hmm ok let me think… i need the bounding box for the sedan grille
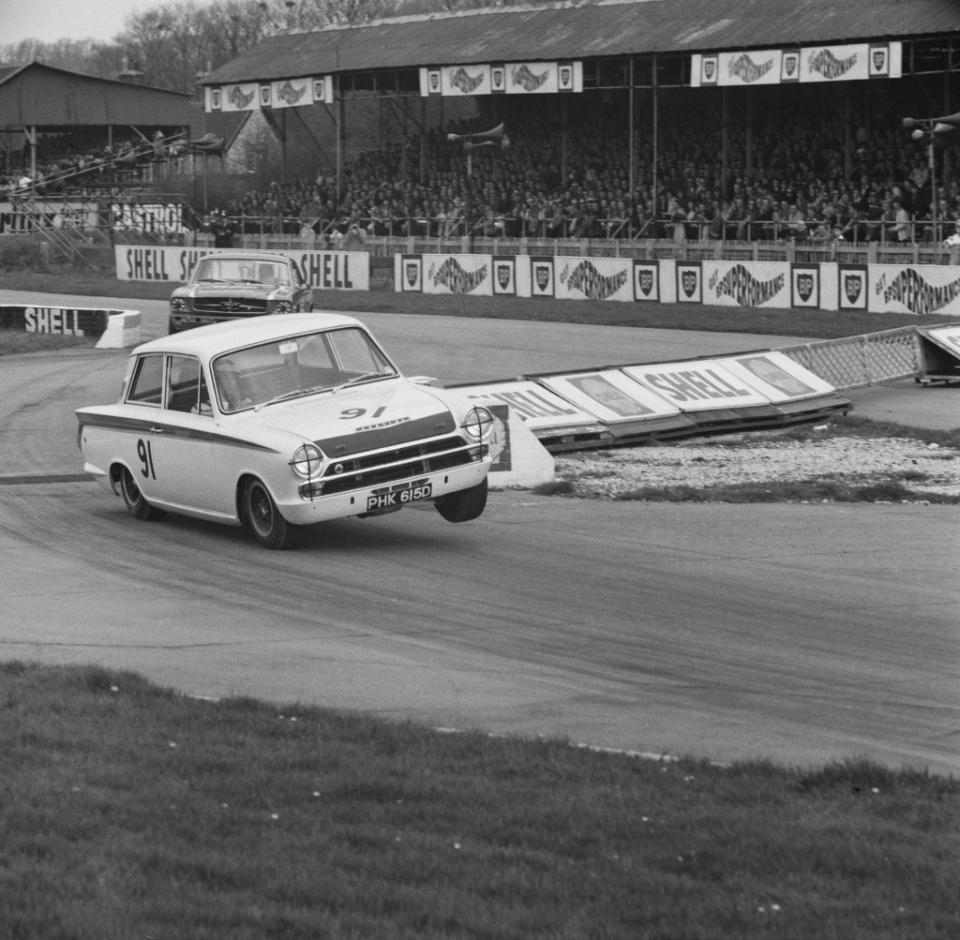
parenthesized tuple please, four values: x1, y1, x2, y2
(193, 297, 269, 315)
(320, 434, 480, 495)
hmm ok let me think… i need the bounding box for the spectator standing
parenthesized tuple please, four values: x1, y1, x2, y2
(889, 198, 912, 243)
(209, 210, 235, 248)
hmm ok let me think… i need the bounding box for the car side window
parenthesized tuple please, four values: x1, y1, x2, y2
(126, 354, 164, 405)
(166, 355, 210, 414)
(330, 328, 394, 376)
(297, 334, 335, 370)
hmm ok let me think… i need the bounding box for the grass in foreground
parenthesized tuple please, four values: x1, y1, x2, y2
(1, 662, 957, 939)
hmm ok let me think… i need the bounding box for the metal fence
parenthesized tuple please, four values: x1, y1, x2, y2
(228, 231, 960, 267)
(781, 328, 924, 390)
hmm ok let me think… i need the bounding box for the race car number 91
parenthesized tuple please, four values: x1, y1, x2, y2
(366, 483, 432, 511)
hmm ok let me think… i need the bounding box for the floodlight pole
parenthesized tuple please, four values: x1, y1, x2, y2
(447, 123, 507, 253)
(904, 117, 939, 244)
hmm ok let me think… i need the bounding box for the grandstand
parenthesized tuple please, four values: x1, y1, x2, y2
(3, 0, 960, 263)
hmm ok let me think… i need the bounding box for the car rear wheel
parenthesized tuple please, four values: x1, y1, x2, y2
(120, 467, 165, 521)
(242, 477, 296, 549)
(434, 478, 488, 523)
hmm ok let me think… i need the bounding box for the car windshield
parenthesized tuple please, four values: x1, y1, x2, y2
(194, 257, 290, 286)
(211, 326, 398, 414)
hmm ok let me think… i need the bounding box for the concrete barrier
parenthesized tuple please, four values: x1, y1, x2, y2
(0, 304, 141, 348)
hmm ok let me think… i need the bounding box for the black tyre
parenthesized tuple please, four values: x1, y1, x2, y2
(242, 477, 296, 549)
(434, 478, 488, 523)
(120, 466, 165, 521)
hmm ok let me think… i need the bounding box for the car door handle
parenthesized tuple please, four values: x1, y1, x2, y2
(149, 426, 166, 433)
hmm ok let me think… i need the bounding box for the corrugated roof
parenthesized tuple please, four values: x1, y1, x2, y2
(0, 62, 196, 129)
(202, 0, 960, 85)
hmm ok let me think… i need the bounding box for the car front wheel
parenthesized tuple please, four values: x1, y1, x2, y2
(434, 478, 488, 523)
(242, 477, 296, 549)
(120, 467, 165, 521)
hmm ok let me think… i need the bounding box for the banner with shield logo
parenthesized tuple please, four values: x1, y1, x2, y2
(396, 255, 422, 293)
(838, 264, 868, 310)
(791, 264, 821, 308)
(676, 263, 702, 304)
(633, 262, 659, 302)
(492, 257, 517, 296)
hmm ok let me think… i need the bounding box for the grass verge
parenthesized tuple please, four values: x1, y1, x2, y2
(1, 661, 957, 940)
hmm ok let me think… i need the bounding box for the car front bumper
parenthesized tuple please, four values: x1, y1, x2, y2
(276, 460, 490, 526)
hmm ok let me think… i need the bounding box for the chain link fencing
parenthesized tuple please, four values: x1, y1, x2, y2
(781, 327, 924, 390)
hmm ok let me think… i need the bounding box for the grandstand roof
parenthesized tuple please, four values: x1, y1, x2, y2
(0, 61, 196, 131)
(202, 0, 960, 85)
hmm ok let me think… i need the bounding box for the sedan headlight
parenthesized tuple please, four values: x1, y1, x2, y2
(170, 297, 188, 312)
(461, 406, 494, 440)
(290, 443, 324, 478)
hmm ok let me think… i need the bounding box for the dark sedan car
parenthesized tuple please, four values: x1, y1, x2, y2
(168, 251, 314, 333)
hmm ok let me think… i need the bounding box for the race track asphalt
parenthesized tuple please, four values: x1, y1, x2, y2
(1, 289, 958, 776)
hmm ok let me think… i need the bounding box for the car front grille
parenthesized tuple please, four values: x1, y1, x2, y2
(319, 434, 480, 496)
(193, 298, 269, 315)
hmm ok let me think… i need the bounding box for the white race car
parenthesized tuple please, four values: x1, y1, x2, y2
(77, 313, 494, 548)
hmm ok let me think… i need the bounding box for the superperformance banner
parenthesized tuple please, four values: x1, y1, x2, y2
(206, 75, 334, 112)
(115, 246, 369, 291)
(867, 264, 960, 316)
(703, 261, 791, 309)
(419, 61, 583, 96)
(393, 254, 960, 316)
(397, 254, 495, 296)
(692, 42, 901, 87)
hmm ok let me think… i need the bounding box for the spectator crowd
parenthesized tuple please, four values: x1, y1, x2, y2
(4, 94, 958, 246)
(222, 95, 960, 246)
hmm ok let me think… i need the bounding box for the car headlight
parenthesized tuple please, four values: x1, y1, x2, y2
(290, 443, 324, 478)
(461, 406, 494, 440)
(170, 297, 188, 312)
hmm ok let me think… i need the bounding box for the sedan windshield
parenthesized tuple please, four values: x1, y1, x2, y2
(194, 257, 290, 286)
(212, 327, 398, 413)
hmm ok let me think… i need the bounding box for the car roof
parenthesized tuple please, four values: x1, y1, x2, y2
(134, 312, 368, 359)
(195, 251, 295, 263)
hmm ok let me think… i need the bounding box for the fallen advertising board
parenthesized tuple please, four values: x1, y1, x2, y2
(916, 324, 960, 384)
(622, 359, 773, 413)
(713, 351, 837, 402)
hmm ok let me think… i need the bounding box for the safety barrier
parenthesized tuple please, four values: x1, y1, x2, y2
(114, 245, 369, 291)
(394, 253, 960, 315)
(0, 304, 141, 348)
(457, 349, 850, 455)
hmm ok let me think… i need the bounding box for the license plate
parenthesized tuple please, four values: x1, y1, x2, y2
(366, 482, 432, 511)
